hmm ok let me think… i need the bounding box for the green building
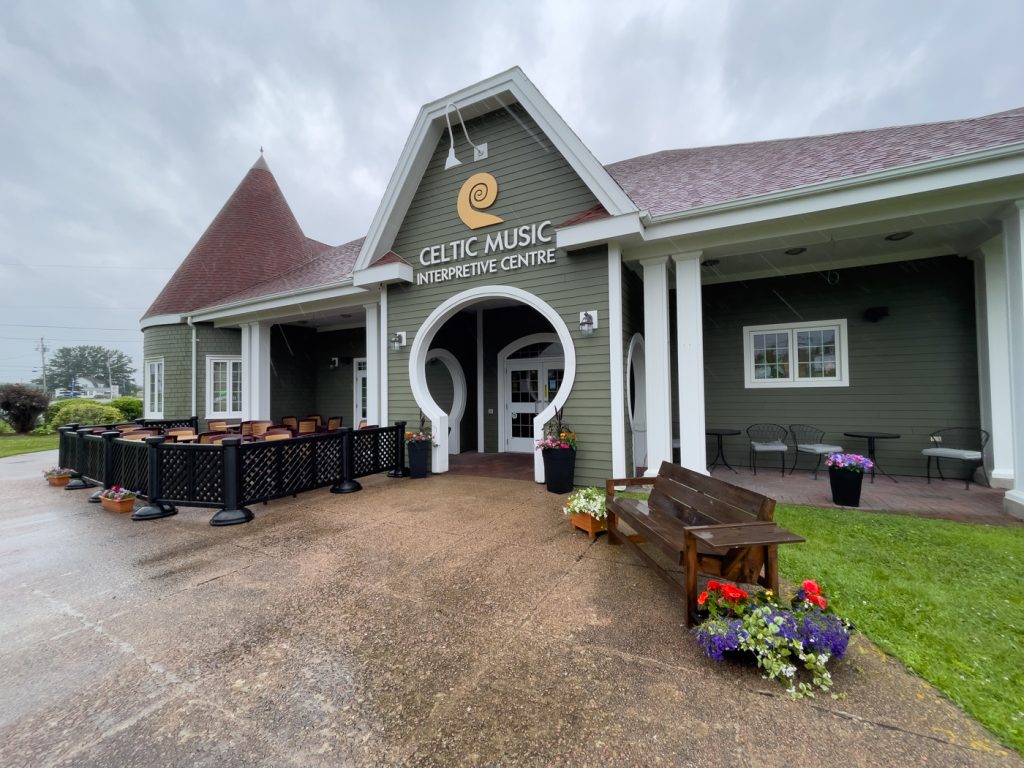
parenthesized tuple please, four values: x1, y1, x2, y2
(141, 67, 1024, 518)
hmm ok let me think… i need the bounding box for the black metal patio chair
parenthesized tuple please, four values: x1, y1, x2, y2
(922, 428, 990, 489)
(788, 424, 843, 479)
(747, 423, 789, 476)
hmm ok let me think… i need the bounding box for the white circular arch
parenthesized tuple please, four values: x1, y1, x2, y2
(425, 348, 467, 455)
(409, 285, 577, 481)
(495, 332, 561, 454)
(626, 333, 647, 471)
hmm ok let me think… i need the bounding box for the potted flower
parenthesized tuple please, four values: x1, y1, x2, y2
(98, 485, 137, 513)
(536, 408, 576, 494)
(825, 452, 874, 507)
(693, 579, 852, 698)
(563, 486, 607, 540)
(405, 415, 435, 479)
(43, 467, 75, 487)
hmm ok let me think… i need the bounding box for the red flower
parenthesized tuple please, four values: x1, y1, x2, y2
(707, 580, 721, 591)
(802, 579, 821, 596)
(697, 591, 708, 606)
(806, 594, 827, 609)
(720, 584, 748, 603)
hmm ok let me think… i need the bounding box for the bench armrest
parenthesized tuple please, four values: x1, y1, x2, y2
(605, 476, 653, 497)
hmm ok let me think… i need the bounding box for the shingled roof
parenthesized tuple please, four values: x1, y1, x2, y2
(142, 155, 331, 319)
(605, 106, 1024, 218)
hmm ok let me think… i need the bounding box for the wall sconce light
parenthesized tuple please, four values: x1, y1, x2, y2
(579, 310, 598, 337)
(328, 357, 339, 370)
(390, 331, 407, 351)
(444, 102, 488, 170)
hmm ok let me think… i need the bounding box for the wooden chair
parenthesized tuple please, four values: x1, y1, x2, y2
(250, 420, 273, 437)
(297, 419, 318, 435)
(240, 421, 254, 437)
(198, 431, 230, 444)
(166, 427, 198, 443)
(209, 433, 234, 444)
(326, 416, 342, 431)
(747, 423, 789, 476)
(281, 416, 298, 433)
(207, 420, 229, 433)
(120, 430, 157, 441)
(357, 419, 368, 430)
(788, 424, 843, 479)
(304, 415, 324, 428)
(922, 428, 990, 489)
(263, 429, 292, 441)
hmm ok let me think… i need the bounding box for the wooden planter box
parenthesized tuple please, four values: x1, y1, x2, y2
(47, 475, 72, 487)
(570, 512, 607, 541)
(100, 496, 136, 514)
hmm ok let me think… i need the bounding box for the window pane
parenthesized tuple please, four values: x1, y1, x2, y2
(213, 361, 227, 412)
(822, 330, 835, 345)
(231, 361, 242, 412)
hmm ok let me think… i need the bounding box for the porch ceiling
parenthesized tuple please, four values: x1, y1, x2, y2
(697, 201, 1003, 284)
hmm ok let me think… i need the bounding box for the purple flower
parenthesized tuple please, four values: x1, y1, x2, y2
(693, 618, 748, 661)
(798, 611, 850, 659)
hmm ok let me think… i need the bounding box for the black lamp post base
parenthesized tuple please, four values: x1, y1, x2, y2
(210, 507, 254, 526)
(330, 479, 362, 494)
(132, 502, 178, 521)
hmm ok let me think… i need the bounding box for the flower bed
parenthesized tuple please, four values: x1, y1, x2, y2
(693, 579, 852, 698)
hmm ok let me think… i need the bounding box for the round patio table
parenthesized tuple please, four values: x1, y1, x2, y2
(843, 431, 900, 484)
(706, 428, 741, 474)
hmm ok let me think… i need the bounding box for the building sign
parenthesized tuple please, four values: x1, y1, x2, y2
(416, 172, 556, 286)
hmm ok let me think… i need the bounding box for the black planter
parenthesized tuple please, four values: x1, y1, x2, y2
(542, 448, 575, 494)
(408, 441, 431, 479)
(829, 467, 864, 507)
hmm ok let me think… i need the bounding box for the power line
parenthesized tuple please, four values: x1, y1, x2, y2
(0, 323, 139, 331)
(0, 336, 143, 343)
(0, 262, 172, 270)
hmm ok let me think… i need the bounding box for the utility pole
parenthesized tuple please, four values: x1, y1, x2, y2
(35, 337, 48, 393)
(105, 349, 113, 398)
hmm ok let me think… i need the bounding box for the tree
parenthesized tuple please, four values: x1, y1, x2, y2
(33, 345, 137, 395)
(0, 383, 49, 433)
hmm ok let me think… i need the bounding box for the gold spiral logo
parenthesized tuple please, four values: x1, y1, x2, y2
(457, 172, 504, 230)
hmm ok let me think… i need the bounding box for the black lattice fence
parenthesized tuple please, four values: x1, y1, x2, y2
(139, 417, 198, 431)
(111, 439, 150, 498)
(54, 421, 405, 526)
(159, 443, 224, 507)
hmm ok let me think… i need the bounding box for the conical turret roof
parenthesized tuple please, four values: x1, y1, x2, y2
(143, 155, 328, 319)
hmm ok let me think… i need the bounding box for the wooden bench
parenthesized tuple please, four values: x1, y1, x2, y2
(605, 461, 805, 626)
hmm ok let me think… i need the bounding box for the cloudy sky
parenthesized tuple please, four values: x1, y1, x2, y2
(2, 0, 1023, 389)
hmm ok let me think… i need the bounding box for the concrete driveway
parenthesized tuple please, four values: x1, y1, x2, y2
(1, 451, 1020, 767)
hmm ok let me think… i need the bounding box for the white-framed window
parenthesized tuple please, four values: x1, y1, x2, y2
(206, 356, 243, 418)
(353, 358, 367, 425)
(145, 359, 164, 418)
(743, 319, 849, 388)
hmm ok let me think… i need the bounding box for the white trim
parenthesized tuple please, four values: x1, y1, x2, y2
(626, 334, 647, 471)
(426, 349, 467, 454)
(144, 358, 164, 419)
(476, 309, 484, 453)
(977, 236, 1015, 487)
(556, 212, 645, 251)
(408, 285, 576, 481)
(743, 319, 850, 388)
(673, 252, 708, 474)
(352, 260, 414, 287)
(607, 243, 626, 478)
(1001, 200, 1024, 519)
(205, 355, 244, 420)
(640, 256, 672, 475)
(190, 283, 370, 324)
(363, 303, 380, 424)
(353, 357, 368, 425)
(187, 317, 197, 418)
(139, 314, 182, 330)
(380, 286, 389, 426)
(496, 333, 561, 454)
(355, 66, 636, 271)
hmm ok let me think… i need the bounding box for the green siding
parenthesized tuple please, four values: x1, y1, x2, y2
(384, 103, 612, 485)
(142, 324, 192, 420)
(196, 325, 242, 430)
(701, 256, 980, 476)
(312, 329, 365, 427)
(270, 325, 317, 422)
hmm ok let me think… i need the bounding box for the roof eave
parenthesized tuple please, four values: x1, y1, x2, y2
(188, 279, 366, 323)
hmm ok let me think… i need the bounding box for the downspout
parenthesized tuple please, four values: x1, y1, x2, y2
(187, 315, 197, 418)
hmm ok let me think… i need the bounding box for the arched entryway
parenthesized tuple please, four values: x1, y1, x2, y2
(425, 348, 467, 455)
(409, 285, 576, 481)
(627, 333, 647, 473)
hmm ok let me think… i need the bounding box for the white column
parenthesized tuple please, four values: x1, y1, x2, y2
(1002, 202, 1024, 519)
(476, 309, 485, 453)
(673, 252, 707, 473)
(363, 302, 380, 425)
(975, 240, 1014, 487)
(379, 287, 389, 426)
(607, 243, 627, 478)
(640, 256, 673, 475)
(243, 321, 271, 420)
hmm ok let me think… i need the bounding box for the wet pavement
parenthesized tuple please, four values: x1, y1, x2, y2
(2, 450, 1021, 767)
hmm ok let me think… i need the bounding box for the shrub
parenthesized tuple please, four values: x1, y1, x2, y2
(46, 398, 80, 425)
(0, 420, 13, 434)
(50, 401, 124, 429)
(110, 396, 143, 421)
(0, 384, 50, 433)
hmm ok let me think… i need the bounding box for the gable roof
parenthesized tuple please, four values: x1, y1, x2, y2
(142, 155, 330, 320)
(606, 107, 1024, 218)
(353, 66, 638, 272)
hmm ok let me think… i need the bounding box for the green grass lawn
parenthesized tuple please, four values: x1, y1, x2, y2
(0, 434, 59, 459)
(775, 504, 1024, 754)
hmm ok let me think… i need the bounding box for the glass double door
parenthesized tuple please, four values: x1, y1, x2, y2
(505, 360, 564, 452)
